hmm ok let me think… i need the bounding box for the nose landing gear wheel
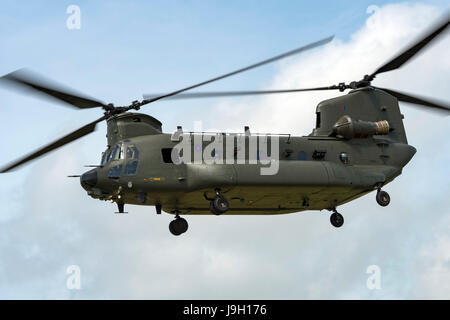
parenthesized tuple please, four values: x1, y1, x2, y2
(376, 190, 390, 207)
(330, 211, 344, 228)
(169, 216, 188, 236)
(210, 195, 229, 215)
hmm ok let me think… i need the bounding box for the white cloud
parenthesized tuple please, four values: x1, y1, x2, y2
(413, 214, 450, 299)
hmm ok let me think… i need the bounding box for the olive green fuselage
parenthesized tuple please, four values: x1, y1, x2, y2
(90, 134, 414, 215)
(81, 88, 417, 215)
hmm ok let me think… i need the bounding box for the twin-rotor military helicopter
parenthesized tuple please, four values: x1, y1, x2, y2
(1, 16, 449, 235)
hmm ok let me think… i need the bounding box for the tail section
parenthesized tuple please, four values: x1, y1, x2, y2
(312, 87, 408, 144)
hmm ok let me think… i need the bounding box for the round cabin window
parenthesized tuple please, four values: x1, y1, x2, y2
(340, 152, 349, 164)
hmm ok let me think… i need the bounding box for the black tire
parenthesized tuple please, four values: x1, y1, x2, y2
(169, 217, 188, 235)
(169, 221, 180, 236)
(211, 196, 229, 214)
(330, 212, 344, 228)
(209, 201, 221, 215)
(376, 190, 390, 207)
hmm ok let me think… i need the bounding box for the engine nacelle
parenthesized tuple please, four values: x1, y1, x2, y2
(333, 115, 389, 139)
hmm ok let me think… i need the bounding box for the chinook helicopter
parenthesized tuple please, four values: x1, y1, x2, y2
(1, 16, 449, 236)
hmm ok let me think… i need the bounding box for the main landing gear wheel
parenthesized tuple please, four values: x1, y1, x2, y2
(330, 211, 344, 228)
(210, 196, 229, 215)
(169, 216, 188, 236)
(376, 190, 390, 207)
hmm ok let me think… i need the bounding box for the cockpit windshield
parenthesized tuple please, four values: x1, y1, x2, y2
(101, 151, 109, 165)
(101, 143, 138, 165)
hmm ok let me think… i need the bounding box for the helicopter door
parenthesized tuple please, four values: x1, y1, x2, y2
(160, 147, 187, 188)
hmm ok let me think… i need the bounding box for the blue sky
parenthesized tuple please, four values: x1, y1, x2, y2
(0, 1, 449, 299)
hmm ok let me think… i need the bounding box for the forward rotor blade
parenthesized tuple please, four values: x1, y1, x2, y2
(140, 36, 334, 106)
(1, 69, 107, 109)
(0, 116, 106, 173)
(143, 86, 338, 100)
(376, 87, 450, 113)
(370, 13, 449, 78)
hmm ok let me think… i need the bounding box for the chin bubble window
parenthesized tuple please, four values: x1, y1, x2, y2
(124, 160, 138, 175)
(108, 164, 123, 179)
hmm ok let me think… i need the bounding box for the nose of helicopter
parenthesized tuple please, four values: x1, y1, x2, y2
(80, 169, 98, 190)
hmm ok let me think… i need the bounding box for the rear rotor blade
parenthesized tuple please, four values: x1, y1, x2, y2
(0, 116, 106, 173)
(376, 87, 450, 113)
(370, 14, 449, 79)
(140, 36, 334, 106)
(1, 69, 107, 109)
(143, 86, 339, 100)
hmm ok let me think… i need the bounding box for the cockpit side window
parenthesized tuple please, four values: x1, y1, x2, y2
(101, 149, 111, 165)
(101, 152, 106, 165)
(108, 145, 118, 162)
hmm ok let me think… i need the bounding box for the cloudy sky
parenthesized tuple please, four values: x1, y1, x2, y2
(0, 1, 449, 299)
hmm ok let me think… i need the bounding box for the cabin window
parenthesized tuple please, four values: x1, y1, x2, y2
(340, 152, 349, 164)
(316, 112, 321, 128)
(161, 148, 174, 163)
(298, 151, 307, 160)
(312, 150, 326, 160)
(283, 149, 293, 158)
